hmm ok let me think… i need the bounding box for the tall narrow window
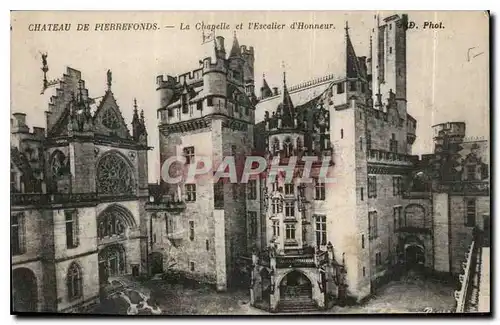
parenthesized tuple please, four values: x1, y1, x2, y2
(207, 96, 213, 106)
(284, 183, 294, 196)
(361, 234, 365, 249)
(183, 146, 195, 164)
(190, 262, 195, 271)
(392, 177, 402, 196)
(349, 81, 357, 91)
(206, 240, 209, 251)
(393, 206, 402, 230)
(65, 210, 79, 249)
(340, 129, 344, 139)
(314, 178, 326, 200)
(272, 220, 280, 237)
(247, 180, 257, 200)
(369, 211, 378, 239)
(368, 176, 377, 198)
(285, 224, 296, 240)
(315, 215, 327, 247)
(11, 213, 25, 256)
(189, 221, 195, 241)
(465, 199, 476, 227)
(359, 137, 363, 151)
(67, 262, 83, 301)
(390, 133, 398, 153)
(362, 267, 366, 277)
(185, 184, 196, 202)
(360, 187, 364, 201)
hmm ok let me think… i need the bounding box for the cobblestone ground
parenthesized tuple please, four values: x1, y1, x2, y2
(95, 270, 456, 315)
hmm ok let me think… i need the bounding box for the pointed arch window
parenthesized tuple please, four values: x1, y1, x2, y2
(102, 109, 120, 130)
(97, 153, 135, 195)
(50, 150, 69, 179)
(67, 262, 83, 301)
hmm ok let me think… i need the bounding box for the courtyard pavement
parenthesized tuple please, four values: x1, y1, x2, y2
(135, 270, 456, 315)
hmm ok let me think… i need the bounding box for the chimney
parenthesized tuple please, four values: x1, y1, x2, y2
(11, 113, 29, 133)
(273, 87, 279, 96)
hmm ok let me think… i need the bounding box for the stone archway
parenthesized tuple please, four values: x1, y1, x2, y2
(404, 236, 425, 269)
(279, 270, 313, 300)
(12, 267, 38, 312)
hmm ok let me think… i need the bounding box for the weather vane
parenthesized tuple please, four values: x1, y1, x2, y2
(40, 51, 60, 95)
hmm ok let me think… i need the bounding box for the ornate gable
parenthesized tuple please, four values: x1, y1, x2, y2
(93, 91, 131, 139)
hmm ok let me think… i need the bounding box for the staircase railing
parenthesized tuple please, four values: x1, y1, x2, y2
(454, 241, 475, 313)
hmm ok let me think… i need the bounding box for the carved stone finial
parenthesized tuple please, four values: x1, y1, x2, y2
(107, 69, 112, 90)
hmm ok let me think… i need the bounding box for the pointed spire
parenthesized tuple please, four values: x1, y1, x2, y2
(345, 21, 363, 78)
(132, 98, 139, 120)
(140, 109, 145, 123)
(279, 62, 295, 128)
(260, 72, 272, 98)
(229, 31, 242, 58)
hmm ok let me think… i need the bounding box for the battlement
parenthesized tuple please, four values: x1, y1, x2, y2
(432, 122, 466, 140)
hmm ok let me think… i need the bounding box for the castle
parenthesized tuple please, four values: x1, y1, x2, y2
(11, 13, 489, 314)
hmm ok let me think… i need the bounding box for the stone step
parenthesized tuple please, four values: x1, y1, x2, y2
(278, 300, 318, 313)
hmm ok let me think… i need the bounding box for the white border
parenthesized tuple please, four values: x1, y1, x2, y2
(2, 1, 498, 325)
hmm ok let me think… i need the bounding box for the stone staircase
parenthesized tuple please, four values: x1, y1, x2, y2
(278, 297, 318, 313)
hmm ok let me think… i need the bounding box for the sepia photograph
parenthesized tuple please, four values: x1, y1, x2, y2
(9, 10, 490, 316)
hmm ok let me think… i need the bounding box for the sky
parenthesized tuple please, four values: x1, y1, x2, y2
(10, 11, 489, 182)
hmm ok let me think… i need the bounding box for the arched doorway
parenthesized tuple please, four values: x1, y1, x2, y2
(279, 270, 312, 300)
(12, 268, 38, 312)
(150, 252, 163, 275)
(99, 244, 126, 285)
(405, 245, 425, 267)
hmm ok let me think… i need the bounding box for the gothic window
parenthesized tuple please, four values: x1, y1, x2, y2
(183, 146, 195, 164)
(67, 262, 83, 301)
(50, 150, 68, 179)
(369, 211, 378, 239)
(465, 199, 476, 227)
(97, 153, 135, 195)
(284, 183, 294, 196)
(98, 209, 128, 239)
(466, 165, 477, 181)
(102, 109, 120, 130)
(296, 137, 303, 152)
(283, 138, 294, 157)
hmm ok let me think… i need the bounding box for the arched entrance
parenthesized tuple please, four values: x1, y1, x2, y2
(149, 252, 163, 275)
(99, 244, 126, 284)
(12, 268, 38, 312)
(405, 245, 425, 268)
(279, 270, 313, 300)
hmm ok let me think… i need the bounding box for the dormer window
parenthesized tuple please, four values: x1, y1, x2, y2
(181, 94, 189, 114)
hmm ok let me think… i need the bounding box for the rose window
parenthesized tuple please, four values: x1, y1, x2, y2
(97, 153, 135, 195)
